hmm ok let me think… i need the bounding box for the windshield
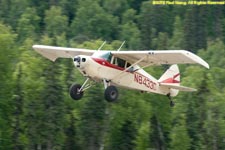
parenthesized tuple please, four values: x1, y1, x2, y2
(92, 51, 112, 62)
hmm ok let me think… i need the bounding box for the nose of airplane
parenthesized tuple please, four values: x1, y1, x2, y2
(74, 56, 81, 63)
(74, 56, 81, 67)
(73, 55, 88, 68)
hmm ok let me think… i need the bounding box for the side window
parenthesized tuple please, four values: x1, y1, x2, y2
(112, 57, 126, 68)
(117, 58, 125, 68)
(126, 62, 131, 68)
(126, 62, 135, 72)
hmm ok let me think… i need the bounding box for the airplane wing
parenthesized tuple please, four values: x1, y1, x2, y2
(32, 45, 96, 61)
(111, 50, 209, 69)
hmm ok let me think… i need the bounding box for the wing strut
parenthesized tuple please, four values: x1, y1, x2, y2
(117, 41, 126, 51)
(98, 41, 106, 51)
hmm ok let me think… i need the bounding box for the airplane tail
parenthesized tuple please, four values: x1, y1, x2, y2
(158, 64, 196, 97)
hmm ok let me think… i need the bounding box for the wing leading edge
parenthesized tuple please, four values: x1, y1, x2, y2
(111, 50, 209, 69)
(32, 45, 95, 61)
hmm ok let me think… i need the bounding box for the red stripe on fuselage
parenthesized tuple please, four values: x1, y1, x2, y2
(92, 57, 125, 71)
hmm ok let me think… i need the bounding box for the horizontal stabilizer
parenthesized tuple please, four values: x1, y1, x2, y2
(160, 83, 197, 92)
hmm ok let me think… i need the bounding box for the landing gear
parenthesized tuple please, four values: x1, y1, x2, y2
(69, 78, 93, 100)
(69, 78, 119, 102)
(104, 85, 119, 102)
(69, 84, 83, 100)
(170, 100, 175, 107)
(167, 94, 175, 107)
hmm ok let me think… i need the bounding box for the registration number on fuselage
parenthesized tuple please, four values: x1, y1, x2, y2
(134, 72, 156, 90)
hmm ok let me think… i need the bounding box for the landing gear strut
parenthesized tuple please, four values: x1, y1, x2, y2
(69, 78, 93, 100)
(69, 84, 83, 100)
(167, 94, 175, 107)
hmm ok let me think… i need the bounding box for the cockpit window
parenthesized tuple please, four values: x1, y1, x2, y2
(93, 51, 132, 69)
(113, 57, 126, 68)
(92, 51, 112, 62)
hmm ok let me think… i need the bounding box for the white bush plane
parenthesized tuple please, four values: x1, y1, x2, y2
(33, 43, 209, 107)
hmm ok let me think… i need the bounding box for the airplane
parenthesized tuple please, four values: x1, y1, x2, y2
(32, 43, 209, 107)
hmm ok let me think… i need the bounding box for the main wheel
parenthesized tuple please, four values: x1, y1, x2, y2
(104, 86, 118, 102)
(69, 84, 83, 100)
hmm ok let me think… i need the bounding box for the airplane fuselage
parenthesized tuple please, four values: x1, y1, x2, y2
(73, 52, 171, 96)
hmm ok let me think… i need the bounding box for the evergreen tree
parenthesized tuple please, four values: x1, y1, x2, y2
(120, 9, 141, 49)
(135, 122, 151, 150)
(153, 32, 169, 50)
(70, 0, 118, 41)
(169, 16, 184, 49)
(78, 85, 107, 150)
(44, 6, 68, 38)
(107, 89, 152, 150)
(0, 23, 17, 149)
(103, 0, 129, 17)
(184, 7, 207, 51)
(170, 114, 191, 150)
(17, 7, 41, 41)
(0, 0, 29, 28)
(12, 63, 25, 150)
(139, 2, 173, 49)
(59, 0, 78, 24)
(138, 2, 154, 49)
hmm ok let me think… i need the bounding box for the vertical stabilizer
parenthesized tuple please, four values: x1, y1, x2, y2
(158, 64, 180, 96)
(158, 64, 180, 84)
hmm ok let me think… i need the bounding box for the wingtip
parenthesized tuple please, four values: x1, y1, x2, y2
(186, 51, 210, 69)
(32, 44, 37, 49)
(32, 44, 42, 50)
(202, 62, 210, 69)
(201, 62, 210, 69)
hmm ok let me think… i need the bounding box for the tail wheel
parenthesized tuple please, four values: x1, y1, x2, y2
(69, 84, 83, 100)
(170, 100, 175, 107)
(104, 86, 119, 102)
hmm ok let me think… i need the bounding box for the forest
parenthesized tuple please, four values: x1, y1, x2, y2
(0, 0, 225, 150)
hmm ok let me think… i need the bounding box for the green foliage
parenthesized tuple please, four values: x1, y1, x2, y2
(184, 7, 207, 51)
(169, 16, 184, 49)
(70, 0, 118, 41)
(78, 85, 107, 150)
(0, 1, 225, 150)
(170, 114, 191, 150)
(103, 0, 129, 17)
(17, 7, 41, 41)
(0, 23, 17, 149)
(120, 9, 141, 49)
(106, 90, 152, 150)
(44, 6, 69, 37)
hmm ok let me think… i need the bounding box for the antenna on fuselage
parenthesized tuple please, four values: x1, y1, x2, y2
(98, 41, 106, 51)
(117, 41, 125, 51)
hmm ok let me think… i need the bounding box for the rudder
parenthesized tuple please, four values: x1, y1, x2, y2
(158, 64, 180, 97)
